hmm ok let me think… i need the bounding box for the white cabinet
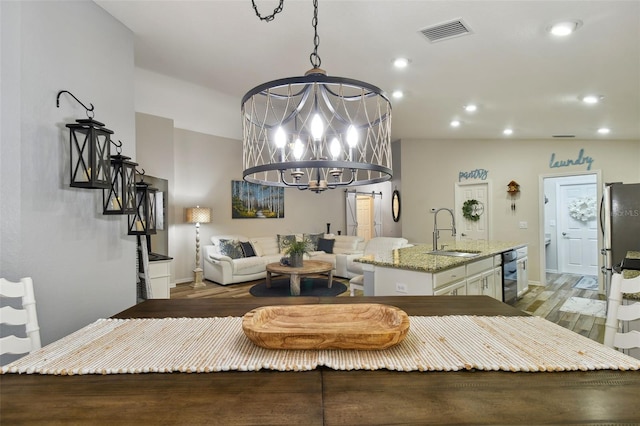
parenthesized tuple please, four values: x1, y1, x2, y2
(516, 247, 528, 297)
(466, 257, 498, 298)
(148, 259, 171, 299)
(434, 279, 467, 296)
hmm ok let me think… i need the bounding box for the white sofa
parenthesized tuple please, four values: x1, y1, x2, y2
(203, 234, 365, 285)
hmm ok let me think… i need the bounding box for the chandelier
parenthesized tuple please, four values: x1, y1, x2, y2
(242, 0, 392, 193)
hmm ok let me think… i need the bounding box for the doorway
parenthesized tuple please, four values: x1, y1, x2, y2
(345, 191, 383, 240)
(454, 181, 491, 242)
(539, 171, 602, 290)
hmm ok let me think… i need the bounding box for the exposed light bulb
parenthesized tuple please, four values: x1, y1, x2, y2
(347, 125, 358, 147)
(293, 138, 304, 160)
(450, 120, 461, 128)
(330, 138, 341, 159)
(274, 127, 286, 148)
(464, 104, 477, 112)
(392, 90, 404, 99)
(503, 128, 513, 136)
(597, 127, 610, 135)
(311, 114, 324, 140)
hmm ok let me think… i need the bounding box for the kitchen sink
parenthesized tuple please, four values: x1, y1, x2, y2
(426, 250, 481, 258)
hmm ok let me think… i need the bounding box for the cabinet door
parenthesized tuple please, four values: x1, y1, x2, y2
(492, 266, 503, 301)
(517, 257, 528, 296)
(466, 273, 484, 296)
(483, 270, 495, 299)
(434, 279, 466, 296)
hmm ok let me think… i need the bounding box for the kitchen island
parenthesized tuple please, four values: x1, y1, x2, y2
(355, 241, 526, 298)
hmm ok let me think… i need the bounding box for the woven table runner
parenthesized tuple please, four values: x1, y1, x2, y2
(3, 316, 639, 375)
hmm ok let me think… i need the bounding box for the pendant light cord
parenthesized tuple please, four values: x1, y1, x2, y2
(251, 0, 284, 22)
(309, 0, 321, 69)
(251, 0, 321, 69)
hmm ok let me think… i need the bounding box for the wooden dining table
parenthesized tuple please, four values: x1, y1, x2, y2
(1, 295, 639, 425)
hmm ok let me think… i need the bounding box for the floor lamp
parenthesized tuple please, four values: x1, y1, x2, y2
(186, 206, 211, 288)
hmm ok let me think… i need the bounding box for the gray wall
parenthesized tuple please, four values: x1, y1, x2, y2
(1, 0, 136, 362)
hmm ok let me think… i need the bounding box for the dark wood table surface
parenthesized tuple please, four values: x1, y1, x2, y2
(2, 296, 639, 425)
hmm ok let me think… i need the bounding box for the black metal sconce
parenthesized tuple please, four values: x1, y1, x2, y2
(128, 170, 158, 235)
(57, 90, 113, 189)
(103, 140, 138, 215)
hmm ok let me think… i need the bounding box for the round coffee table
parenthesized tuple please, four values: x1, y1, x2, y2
(265, 260, 334, 296)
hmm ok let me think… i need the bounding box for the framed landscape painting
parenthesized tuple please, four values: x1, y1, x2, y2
(231, 180, 284, 219)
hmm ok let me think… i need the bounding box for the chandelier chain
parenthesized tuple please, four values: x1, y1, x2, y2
(309, 0, 321, 68)
(251, 0, 284, 22)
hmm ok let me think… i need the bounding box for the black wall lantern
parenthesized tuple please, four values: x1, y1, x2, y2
(128, 170, 158, 235)
(103, 140, 138, 215)
(57, 90, 113, 189)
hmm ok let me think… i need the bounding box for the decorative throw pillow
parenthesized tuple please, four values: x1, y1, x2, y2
(303, 233, 324, 250)
(277, 234, 296, 253)
(219, 239, 244, 259)
(240, 241, 256, 258)
(317, 237, 335, 254)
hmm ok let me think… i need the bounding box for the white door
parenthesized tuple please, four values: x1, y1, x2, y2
(455, 182, 489, 242)
(557, 182, 598, 275)
(356, 196, 374, 241)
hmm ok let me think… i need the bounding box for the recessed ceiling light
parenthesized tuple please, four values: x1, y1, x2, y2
(581, 95, 603, 104)
(392, 90, 404, 99)
(503, 128, 513, 136)
(393, 58, 410, 68)
(597, 127, 610, 134)
(548, 20, 582, 37)
(464, 104, 477, 112)
(450, 120, 461, 128)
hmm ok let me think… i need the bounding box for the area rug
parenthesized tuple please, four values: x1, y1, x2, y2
(249, 277, 347, 297)
(573, 275, 599, 290)
(559, 296, 606, 318)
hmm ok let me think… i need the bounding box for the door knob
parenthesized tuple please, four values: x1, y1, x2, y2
(562, 232, 567, 236)
(461, 233, 467, 237)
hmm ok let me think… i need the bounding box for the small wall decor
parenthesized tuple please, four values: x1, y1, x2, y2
(392, 189, 401, 222)
(462, 199, 484, 222)
(57, 90, 113, 189)
(568, 197, 596, 222)
(507, 180, 520, 211)
(232, 180, 284, 219)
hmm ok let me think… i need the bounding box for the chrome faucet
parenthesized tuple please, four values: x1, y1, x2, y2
(433, 208, 456, 250)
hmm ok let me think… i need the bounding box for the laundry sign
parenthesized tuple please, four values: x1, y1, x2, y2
(549, 148, 594, 171)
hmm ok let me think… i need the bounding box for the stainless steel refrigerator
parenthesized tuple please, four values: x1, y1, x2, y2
(600, 182, 640, 294)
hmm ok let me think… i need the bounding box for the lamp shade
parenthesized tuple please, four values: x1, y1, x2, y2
(186, 206, 211, 224)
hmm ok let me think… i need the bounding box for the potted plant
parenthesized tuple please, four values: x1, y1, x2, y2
(282, 238, 313, 267)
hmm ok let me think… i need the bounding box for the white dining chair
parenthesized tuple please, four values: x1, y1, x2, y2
(604, 273, 640, 351)
(0, 277, 42, 356)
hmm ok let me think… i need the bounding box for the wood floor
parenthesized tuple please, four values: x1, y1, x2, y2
(171, 272, 606, 343)
(514, 272, 606, 344)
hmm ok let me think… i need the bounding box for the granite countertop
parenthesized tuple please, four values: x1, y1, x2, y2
(355, 241, 526, 273)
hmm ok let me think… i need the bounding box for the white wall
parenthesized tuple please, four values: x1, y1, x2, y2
(401, 138, 640, 284)
(0, 1, 136, 362)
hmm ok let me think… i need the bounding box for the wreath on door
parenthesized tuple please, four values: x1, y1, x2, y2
(568, 197, 596, 222)
(462, 199, 484, 222)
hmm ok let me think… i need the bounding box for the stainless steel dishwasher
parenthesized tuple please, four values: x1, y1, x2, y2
(502, 250, 518, 305)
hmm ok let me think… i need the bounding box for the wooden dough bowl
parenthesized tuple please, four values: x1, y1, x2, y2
(242, 303, 410, 350)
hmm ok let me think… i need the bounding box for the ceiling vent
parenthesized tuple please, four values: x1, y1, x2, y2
(552, 135, 576, 138)
(419, 18, 473, 43)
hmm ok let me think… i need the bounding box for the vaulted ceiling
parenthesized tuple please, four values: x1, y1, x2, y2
(96, 0, 640, 141)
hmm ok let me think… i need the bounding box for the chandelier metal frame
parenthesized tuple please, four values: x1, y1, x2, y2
(242, 0, 393, 193)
